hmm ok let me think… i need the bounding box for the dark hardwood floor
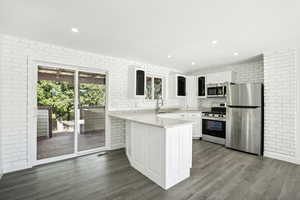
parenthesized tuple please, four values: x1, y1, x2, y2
(1, 140, 300, 200)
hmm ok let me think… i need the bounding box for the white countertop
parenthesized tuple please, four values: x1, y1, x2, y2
(109, 110, 197, 128)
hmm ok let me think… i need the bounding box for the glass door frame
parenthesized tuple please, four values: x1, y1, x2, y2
(27, 58, 109, 167)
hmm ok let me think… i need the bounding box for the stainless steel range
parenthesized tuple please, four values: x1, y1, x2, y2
(202, 107, 226, 145)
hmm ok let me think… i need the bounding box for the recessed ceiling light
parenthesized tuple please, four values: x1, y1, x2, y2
(71, 28, 79, 33)
(233, 52, 239, 56)
(211, 40, 218, 45)
(191, 62, 196, 65)
(167, 54, 172, 58)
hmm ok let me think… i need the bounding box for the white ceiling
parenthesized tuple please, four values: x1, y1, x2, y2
(1, 0, 300, 72)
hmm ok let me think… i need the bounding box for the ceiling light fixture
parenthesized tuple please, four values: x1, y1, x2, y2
(192, 62, 196, 65)
(233, 52, 239, 56)
(211, 40, 218, 45)
(71, 28, 79, 33)
(167, 54, 172, 58)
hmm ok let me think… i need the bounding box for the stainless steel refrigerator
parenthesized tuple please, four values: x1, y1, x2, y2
(226, 83, 263, 156)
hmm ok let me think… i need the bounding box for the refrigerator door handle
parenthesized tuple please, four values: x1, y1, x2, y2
(227, 105, 259, 109)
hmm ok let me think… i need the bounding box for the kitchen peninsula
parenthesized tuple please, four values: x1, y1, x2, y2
(109, 110, 193, 190)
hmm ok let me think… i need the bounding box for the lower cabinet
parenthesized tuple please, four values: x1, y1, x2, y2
(157, 113, 202, 139)
(188, 114, 202, 139)
(125, 121, 192, 190)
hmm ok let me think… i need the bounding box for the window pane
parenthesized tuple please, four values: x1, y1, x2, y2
(154, 77, 162, 99)
(145, 76, 153, 99)
(37, 66, 75, 160)
(78, 71, 106, 151)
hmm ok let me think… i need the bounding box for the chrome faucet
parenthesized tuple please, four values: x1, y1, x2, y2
(156, 95, 164, 113)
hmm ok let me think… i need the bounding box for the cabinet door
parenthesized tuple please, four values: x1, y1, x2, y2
(136, 70, 145, 96)
(177, 76, 186, 96)
(188, 114, 202, 138)
(206, 73, 215, 84)
(224, 71, 235, 83)
(198, 76, 206, 97)
(215, 72, 224, 83)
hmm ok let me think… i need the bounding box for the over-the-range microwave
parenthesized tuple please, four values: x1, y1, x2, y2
(207, 83, 227, 98)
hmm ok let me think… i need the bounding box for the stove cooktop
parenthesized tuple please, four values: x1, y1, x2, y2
(202, 107, 226, 119)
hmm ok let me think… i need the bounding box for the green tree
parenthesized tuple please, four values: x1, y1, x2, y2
(79, 83, 105, 107)
(37, 80, 105, 121)
(37, 80, 75, 120)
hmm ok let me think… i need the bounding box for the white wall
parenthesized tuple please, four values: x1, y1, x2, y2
(0, 34, 183, 173)
(1, 33, 299, 173)
(0, 34, 3, 177)
(263, 49, 299, 164)
(189, 56, 264, 83)
(297, 50, 300, 164)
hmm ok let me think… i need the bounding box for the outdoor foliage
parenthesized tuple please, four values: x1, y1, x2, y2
(37, 80, 105, 121)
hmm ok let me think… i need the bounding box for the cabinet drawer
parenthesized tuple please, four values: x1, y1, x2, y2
(187, 113, 202, 118)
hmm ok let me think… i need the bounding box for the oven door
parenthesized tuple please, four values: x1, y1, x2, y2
(202, 118, 226, 138)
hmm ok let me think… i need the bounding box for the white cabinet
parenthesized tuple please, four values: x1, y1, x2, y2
(186, 76, 198, 107)
(158, 112, 202, 139)
(128, 66, 145, 98)
(126, 121, 192, 190)
(168, 73, 187, 98)
(206, 71, 236, 84)
(197, 75, 206, 98)
(185, 113, 202, 139)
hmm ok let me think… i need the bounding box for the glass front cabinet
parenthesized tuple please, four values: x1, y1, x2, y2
(129, 66, 164, 99)
(176, 75, 186, 97)
(135, 69, 145, 96)
(197, 75, 206, 98)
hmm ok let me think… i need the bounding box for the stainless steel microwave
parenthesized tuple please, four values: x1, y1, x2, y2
(207, 83, 226, 98)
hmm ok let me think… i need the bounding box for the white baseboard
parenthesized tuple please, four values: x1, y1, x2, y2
(264, 151, 300, 165)
(110, 143, 125, 150)
(3, 165, 30, 174)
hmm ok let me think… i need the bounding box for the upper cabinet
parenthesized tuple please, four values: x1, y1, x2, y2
(197, 75, 206, 98)
(206, 71, 236, 84)
(176, 75, 186, 97)
(136, 69, 145, 96)
(168, 73, 187, 98)
(129, 66, 165, 99)
(129, 66, 145, 98)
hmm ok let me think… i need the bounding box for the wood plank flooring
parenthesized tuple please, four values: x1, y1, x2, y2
(1, 140, 300, 200)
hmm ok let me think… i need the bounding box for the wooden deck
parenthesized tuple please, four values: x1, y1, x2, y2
(37, 130, 105, 160)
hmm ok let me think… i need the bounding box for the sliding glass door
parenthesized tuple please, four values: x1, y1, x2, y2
(36, 66, 106, 161)
(78, 71, 106, 151)
(37, 66, 75, 160)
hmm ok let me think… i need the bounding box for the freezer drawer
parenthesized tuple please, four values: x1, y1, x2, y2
(227, 83, 262, 107)
(226, 107, 262, 155)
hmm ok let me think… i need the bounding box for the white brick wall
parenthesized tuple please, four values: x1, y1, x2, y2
(190, 56, 264, 83)
(0, 36, 3, 177)
(264, 49, 298, 163)
(0, 34, 182, 173)
(0, 33, 299, 173)
(191, 57, 264, 107)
